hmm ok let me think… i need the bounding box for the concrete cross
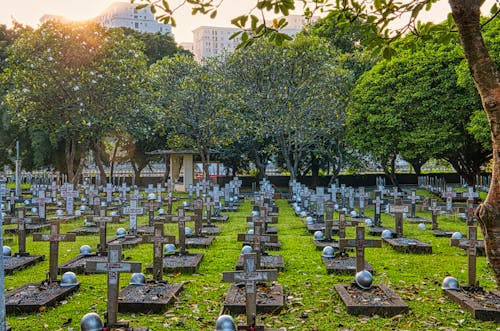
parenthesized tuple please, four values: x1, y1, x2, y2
(122, 200, 144, 236)
(86, 244, 141, 328)
(339, 226, 382, 272)
(222, 253, 278, 329)
(389, 198, 409, 238)
(33, 220, 76, 282)
(141, 222, 175, 281)
(429, 199, 441, 230)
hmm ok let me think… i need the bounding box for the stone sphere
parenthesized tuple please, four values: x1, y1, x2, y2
(251, 210, 259, 217)
(241, 245, 253, 255)
(300, 211, 307, 217)
(164, 243, 176, 255)
(442, 276, 459, 290)
(3, 246, 12, 257)
(116, 227, 127, 238)
(185, 227, 193, 237)
(355, 270, 373, 290)
(79, 245, 92, 256)
(129, 273, 146, 286)
(451, 232, 463, 239)
(350, 210, 358, 218)
(215, 314, 236, 331)
(100, 201, 107, 207)
(80, 312, 104, 331)
(31, 207, 38, 214)
(364, 219, 373, 227)
(381, 229, 393, 239)
(110, 211, 117, 216)
(56, 209, 64, 216)
(321, 246, 335, 258)
(306, 216, 314, 225)
(60, 271, 78, 287)
(334, 204, 339, 210)
(75, 210, 82, 217)
(182, 201, 188, 207)
(80, 205, 87, 211)
(57, 201, 63, 206)
(417, 223, 427, 230)
(158, 208, 165, 215)
(24, 199, 30, 205)
(148, 193, 156, 201)
(247, 229, 254, 235)
(313, 231, 324, 241)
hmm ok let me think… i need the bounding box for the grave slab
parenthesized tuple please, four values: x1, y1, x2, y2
(201, 224, 220, 235)
(224, 283, 284, 314)
(69, 226, 100, 236)
(383, 237, 432, 254)
(335, 284, 408, 317)
(443, 287, 500, 321)
(432, 229, 455, 237)
(184, 235, 216, 248)
(107, 235, 142, 249)
(313, 238, 340, 251)
(4, 255, 44, 275)
(146, 252, 204, 274)
(368, 226, 393, 237)
(203, 215, 229, 222)
(4, 223, 50, 235)
(406, 217, 431, 224)
(118, 281, 184, 313)
(58, 254, 109, 274)
(236, 255, 285, 271)
(322, 256, 375, 275)
(5, 281, 80, 314)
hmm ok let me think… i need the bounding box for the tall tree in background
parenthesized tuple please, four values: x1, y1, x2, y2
(4, 21, 148, 184)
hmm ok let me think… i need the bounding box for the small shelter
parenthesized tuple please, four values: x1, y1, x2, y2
(148, 150, 196, 192)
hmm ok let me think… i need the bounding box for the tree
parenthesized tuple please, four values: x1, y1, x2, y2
(3, 21, 148, 184)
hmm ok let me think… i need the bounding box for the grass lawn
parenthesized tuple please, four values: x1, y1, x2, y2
(3, 197, 499, 330)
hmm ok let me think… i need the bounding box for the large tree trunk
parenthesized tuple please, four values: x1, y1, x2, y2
(92, 140, 108, 184)
(65, 138, 85, 185)
(450, 0, 500, 287)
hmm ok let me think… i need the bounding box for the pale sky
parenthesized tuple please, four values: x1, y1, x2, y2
(0, 0, 494, 44)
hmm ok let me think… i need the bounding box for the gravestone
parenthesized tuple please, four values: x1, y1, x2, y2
(6, 221, 79, 314)
(405, 190, 426, 222)
(313, 201, 339, 250)
(147, 207, 203, 274)
(383, 198, 432, 254)
(368, 191, 392, 236)
(199, 195, 221, 235)
(86, 244, 148, 329)
(236, 220, 283, 271)
(187, 199, 217, 245)
(443, 226, 500, 321)
(429, 200, 455, 237)
(108, 199, 144, 248)
(118, 222, 184, 313)
(60, 217, 113, 274)
(463, 188, 479, 225)
(2, 209, 44, 274)
(223, 253, 283, 320)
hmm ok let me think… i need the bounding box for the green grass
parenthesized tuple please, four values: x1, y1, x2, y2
(3, 199, 499, 330)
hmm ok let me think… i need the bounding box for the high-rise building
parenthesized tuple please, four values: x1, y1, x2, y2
(94, 2, 171, 34)
(191, 15, 319, 62)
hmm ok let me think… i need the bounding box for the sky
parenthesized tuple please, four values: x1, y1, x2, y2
(0, 0, 495, 44)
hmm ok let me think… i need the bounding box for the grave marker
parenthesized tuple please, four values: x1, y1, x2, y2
(388, 198, 408, 238)
(122, 199, 144, 237)
(33, 220, 76, 282)
(86, 244, 141, 328)
(141, 222, 176, 281)
(429, 199, 441, 230)
(339, 227, 381, 272)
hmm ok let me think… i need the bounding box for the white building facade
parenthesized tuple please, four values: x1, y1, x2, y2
(192, 15, 319, 62)
(94, 2, 171, 34)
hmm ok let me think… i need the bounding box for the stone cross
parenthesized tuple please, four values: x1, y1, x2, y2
(409, 191, 420, 218)
(429, 199, 441, 230)
(357, 187, 367, 216)
(222, 253, 278, 329)
(86, 244, 141, 327)
(238, 220, 278, 268)
(389, 198, 408, 238)
(313, 187, 328, 221)
(176, 207, 189, 255)
(328, 184, 338, 204)
(93, 216, 113, 256)
(144, 184, 155, 196)
(33, 220, 76, 282)
(193, 198, 204, 235)
(338, 210, 347, 240)
(34, 190, 51, 220)
(60, 184, 79, 215)
(104, 183, 114, 205)
(143, 198, 159, 226)
(466, 226, 479, 287)
(463, 188, 479, 225)
(165, 192, 174, 215)
(7, 209, 38, 256)
(156, 183, 165, 204)
(339, 226, 382, 272)
(120, 182, 130, 200)
(372, 191, 385, 227)
(348, 187, 355, 211)
(141, 222, 175, 281)
(325, 201, 335, 240)
(122, 199, 144, 237)
(442, 187, 456, 213)
(187, 184, 195, 206)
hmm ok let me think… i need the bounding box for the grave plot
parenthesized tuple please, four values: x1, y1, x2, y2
(383, 198, 432, 254)
(367, 191, 393, 236)
(334, 228, 408, 317)
(334, 283, 409, 317)
(323, 227, 379, 275)
(5, 221, 79, 314)
(223, 253, 284, 318)
(60, 218, 112, 274)
(236, 220, 284, 271)
(86, 244, 149, 329)
(147, 207, 203, 274)
(443, 226, 500, 321)
(3, 209, 44, 274)
(182, 199, 216, 248)
(107, 199, 143, 248)
(313, 201, 339, 250)
(118, 222, 184, 313)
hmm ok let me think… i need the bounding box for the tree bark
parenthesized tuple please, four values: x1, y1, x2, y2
(450, 0, 500, 287)
(92, 140, 108, 184)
